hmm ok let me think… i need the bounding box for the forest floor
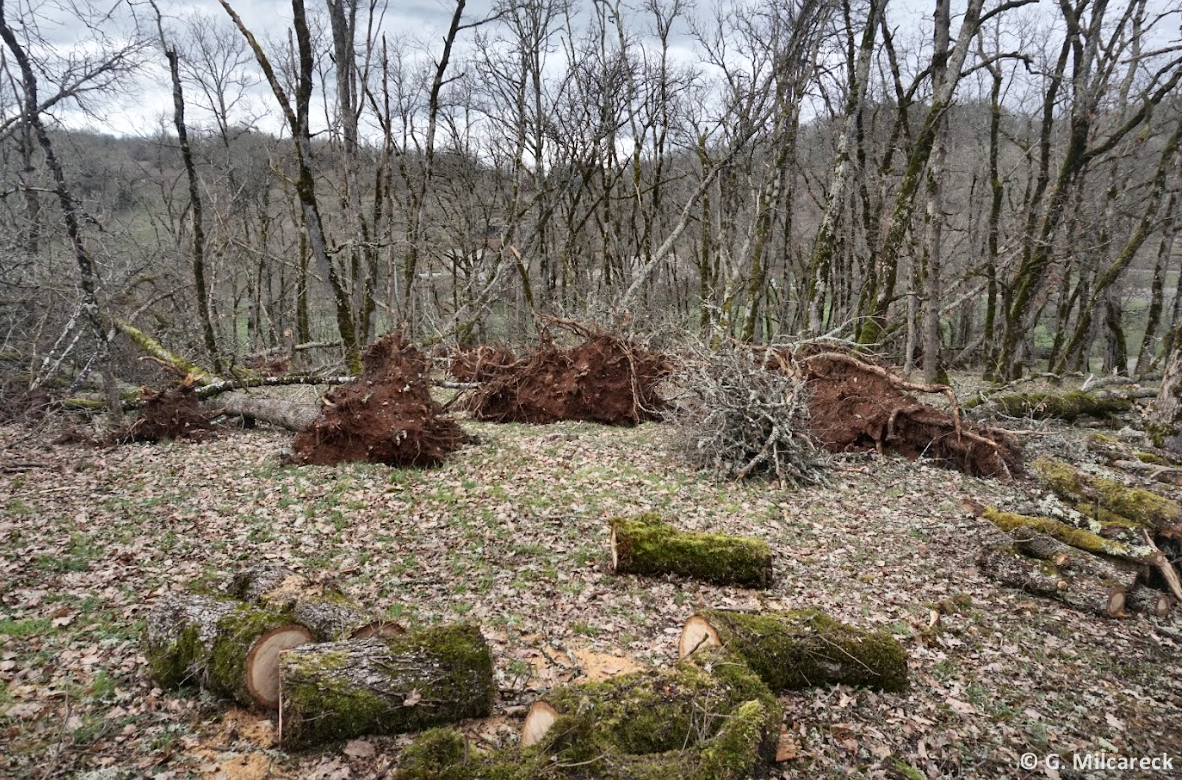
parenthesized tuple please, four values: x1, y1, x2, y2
(2, 399, 1181, 779)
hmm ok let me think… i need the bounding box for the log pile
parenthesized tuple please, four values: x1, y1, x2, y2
(968, 455, 1182, 617)
(395, 609, 907, 780)
(144, 566, 492, 749)
(609, 513, 774, 588)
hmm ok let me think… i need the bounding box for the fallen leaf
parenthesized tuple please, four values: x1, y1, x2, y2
(774, 726, 800, 762)
(403, 689, 422, 707)
(343, 739, 375, 758)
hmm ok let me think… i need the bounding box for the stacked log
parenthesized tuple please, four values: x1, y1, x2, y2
(278, 624, 495, 749)
(228, 563, 402, 641)
(609, 513, 774, 588)
(145, 592, 313, 709)
(676, 609, 909, 692)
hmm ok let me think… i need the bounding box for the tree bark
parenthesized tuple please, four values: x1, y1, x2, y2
(278, 624, 494, 749)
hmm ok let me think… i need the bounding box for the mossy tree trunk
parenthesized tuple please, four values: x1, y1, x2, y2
(145, 592, 314, 709)
(966, 390, 1135, 422)
(1031, 457, 1182, 538)
(609, 514, 774, 589)
(278, 624, 494, 749)
(678, 609, 908, 692)
(228, 563, 401, 641)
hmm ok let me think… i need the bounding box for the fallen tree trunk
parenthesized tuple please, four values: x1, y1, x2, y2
(609, 514, 774, 588)
(677, 609, 908, 692)
(976, 545, 1129, 618)
(969, 502, 1157, 561)
(1009, 526, 1073, 566)
(965, 389, 1147, 421)
(145, 592, 313, 709)
(227, 564, 401, 641)
(1031, 456, 1182, 538)
(278, 624, 494, 749)
(217, 392, 319, 431)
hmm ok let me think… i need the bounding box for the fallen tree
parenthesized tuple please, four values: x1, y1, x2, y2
(609, 514, 774, 588)
(677, 609, 908, 692)
(145, 592, 314, 709)
(965, 389, 1148, 422)
(226, 563, 401, 641)
(1031, 456, 1182, 538)
(976, 543, 1131, 618)
(464, 322, 670, 426)
(217, 392, 319, 431)
(277, 624, 494, 749)
(792, 348, 1019, 478)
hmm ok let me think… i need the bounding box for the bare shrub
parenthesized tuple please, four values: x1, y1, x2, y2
(675, 343, 826, 485)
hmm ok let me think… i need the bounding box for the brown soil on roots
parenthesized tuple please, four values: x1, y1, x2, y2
(800, 352, 1020, 478)
(292, 333, 465, 467)
(449, 344, 518, 383)
(464, 335, 670, 426)
(123, 384, 216, 443)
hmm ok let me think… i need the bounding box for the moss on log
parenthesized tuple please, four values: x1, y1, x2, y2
(396, 646, 780, 780)
(979, 505, 1155, 561)
(609, 513, 773, 588)
(227, 564, 401, 641)
(677, 609, 908, 693)
(278, 624, 494, 749)
(144, 592, 313, 709)
(1031, 456, 1182, 537)
(968, 390, 1132, 421)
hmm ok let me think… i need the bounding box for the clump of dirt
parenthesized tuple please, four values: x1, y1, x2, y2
(292, 333, 465, 467)
(449, 344, 518, 383)
(464, 334, 670, 426)
(798, 351, 1020, 478)
(122, 384, 217, 443)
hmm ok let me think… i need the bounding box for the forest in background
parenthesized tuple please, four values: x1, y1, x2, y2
(1, 0, 1181, 394)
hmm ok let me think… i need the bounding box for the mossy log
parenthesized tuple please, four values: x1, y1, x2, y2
(277, 624, 494, 749)
(1126, 587, 1174, 618)
(609, 514, 773, 589)
(227, 564, 401, 641)
(1009, 526, 1073, 566)
(973, 503, 1157, 562)
(976, 545, 1129, 618)
(397, 646, 780, 780)
(145, 592, 314, 709)
(677, 609, 908, 692)
(1031, 456, 1182, 538)
(967, 390, 1133, 421)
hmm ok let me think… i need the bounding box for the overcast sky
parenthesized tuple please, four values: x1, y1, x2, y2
(11, 0, 1178, 138)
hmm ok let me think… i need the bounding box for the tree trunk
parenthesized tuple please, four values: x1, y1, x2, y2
(976, 544, 1128, 618)
(1031, 457, 1182, 538)
(1126, 587, 1173, 618)
(219, 392, 319, 431)
(609, 515, 774, 588)
(677, 609, 908, 692)
(145, 592, 314, 709)
(277, 624, 494, 749)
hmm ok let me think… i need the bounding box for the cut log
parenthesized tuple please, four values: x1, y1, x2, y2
(520, 701, 559, 748)
(677, 609, 908, 692)
(1009, 526, 1073, 566)
(609, 514, 774, 588)
(976, 545, 1129, 618)
(278, 624, 494, 749)
(218, 392, 319, 431)
(1126, 587, 1173, 618)
(145, 592, 314, 709)
(227, 563, 401, 642)
(504, 645, 779, 780)
(1031, 456, 1182, 538)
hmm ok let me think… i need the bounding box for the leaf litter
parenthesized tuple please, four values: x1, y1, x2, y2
(1, 412, 1181, 779)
